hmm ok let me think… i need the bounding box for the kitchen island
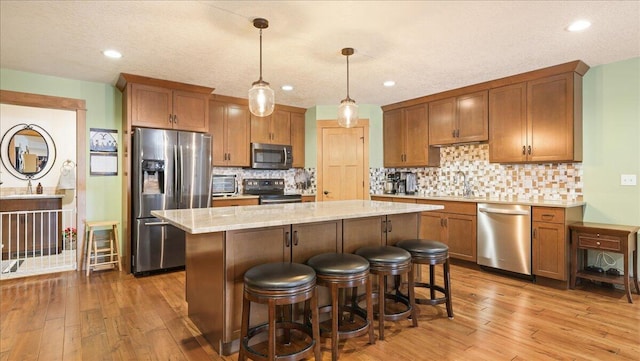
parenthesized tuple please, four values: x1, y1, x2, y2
(152, 200, 442, 355)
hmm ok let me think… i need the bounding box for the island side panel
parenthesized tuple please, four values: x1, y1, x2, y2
(185, 231, 224, 353)
(223, 226, 289, 355)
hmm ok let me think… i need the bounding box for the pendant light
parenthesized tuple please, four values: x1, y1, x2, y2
(248, 18, 275, 117)
(337, 47, 358, 128)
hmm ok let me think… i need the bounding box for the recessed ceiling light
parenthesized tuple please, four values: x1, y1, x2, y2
(103, 49, 122, 59)
(281, 85, 294, 91)
(567, 20, 591, 32)
(383, 80, 396, 87)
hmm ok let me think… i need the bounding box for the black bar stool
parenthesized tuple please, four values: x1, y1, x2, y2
(396, 239, 453, 319)
(239, 262, 322, 361)
(354, 245, 417, 340)
(307, 253, 375, 361)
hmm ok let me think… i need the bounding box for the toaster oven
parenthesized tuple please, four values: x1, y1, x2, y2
(211, 174, 237, 196)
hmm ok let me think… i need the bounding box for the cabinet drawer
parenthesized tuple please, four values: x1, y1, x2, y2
(417, 200, 476, 215)
(532, 207, 565, 224)
(577, 234, 622, 252)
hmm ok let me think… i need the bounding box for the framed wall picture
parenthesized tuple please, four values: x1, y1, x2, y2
(89, 128, 118, 175)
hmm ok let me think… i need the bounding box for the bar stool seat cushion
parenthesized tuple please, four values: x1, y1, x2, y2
(244, 262, 315, 291)
(355, 246, 411, 264)
(396, 239, 448, 255)
(307, 253, 369, 275)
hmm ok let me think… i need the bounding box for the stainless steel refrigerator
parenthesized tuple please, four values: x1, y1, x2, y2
(132, 128, 211, 275)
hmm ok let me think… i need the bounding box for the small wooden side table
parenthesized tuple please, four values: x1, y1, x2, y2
(569, 222, 639, 303)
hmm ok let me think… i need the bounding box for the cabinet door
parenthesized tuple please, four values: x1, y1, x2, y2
(527, 73, 576, 162)
(131, 83, 173, 129)
(404, 104, 432, 167)
(383, 108, 405, 167)
(209, 101, 227, 166)
(290, 112, 305, 168)
(250, 114, 272, 144)
(172, 90, 209, 132)
(272, 110, 291, 145)
(446, 214, 477, 262)
(456, 90, 488, 143)
(343, 216, 385, 253)
(420, 212, 443, 242)
(385, 213, 419, 246)
(428, 97, 456, 145)
(225, 104, 251, 167)
(291, 221, 342, 264)
(225, 226, 289, 341)
(533, 221, 567, 280)
(489, 83, 527, 163)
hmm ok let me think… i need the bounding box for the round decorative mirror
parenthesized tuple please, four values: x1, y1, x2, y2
(0, 123, 56, 180)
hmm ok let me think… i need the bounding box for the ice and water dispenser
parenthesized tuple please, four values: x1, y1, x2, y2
(142, 160, 165, 194)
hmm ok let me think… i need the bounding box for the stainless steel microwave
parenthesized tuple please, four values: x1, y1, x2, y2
(251, 143, 293, 169)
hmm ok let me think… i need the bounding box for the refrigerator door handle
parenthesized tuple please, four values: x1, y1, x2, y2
(173, 144, 179, 207)
(178, 145, 184, 207)
(146, 221, 170, 226)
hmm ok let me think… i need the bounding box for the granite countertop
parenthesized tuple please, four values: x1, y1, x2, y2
(0, 194, 65, 200)
(152, 200, 443, 234)
(371, 193, 585, 208)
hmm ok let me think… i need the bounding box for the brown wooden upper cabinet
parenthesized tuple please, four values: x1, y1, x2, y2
(428, 90, 488, 146)
(117, 74, 212, 133)
(251, 110, 291, 145)
(290, 112, 305, 168)
(489, 72, 583, 163)
(383, 103, 439, 167)
(209, 99, 251, 167)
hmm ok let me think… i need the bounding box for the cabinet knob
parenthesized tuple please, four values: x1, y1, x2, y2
(527, 145, 531, 155)
(522, 146, 526, 155)
(596, 241, 601, 246)
(169, 114, 173, 124)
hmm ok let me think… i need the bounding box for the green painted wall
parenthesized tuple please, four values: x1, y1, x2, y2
(305, 104, 384, 168)
(0, 68, 123, 237)
(582, 57, 640, 226)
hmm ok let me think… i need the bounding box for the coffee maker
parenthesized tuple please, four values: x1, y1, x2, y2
(383, 173, 397, 194)
(405, 173, 417, 195)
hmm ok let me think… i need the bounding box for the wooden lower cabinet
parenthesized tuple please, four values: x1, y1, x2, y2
(301, 195, 316, 203)
(1, 197, 62, 260)
(210, 197, 258, 207)
(417, 200, 477, 262)
(532, 206, 583, 281)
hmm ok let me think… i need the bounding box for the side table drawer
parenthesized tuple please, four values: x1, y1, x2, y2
(577, 234, 622, 252)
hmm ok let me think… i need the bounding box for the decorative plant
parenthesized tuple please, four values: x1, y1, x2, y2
(63, 227, 77, 240)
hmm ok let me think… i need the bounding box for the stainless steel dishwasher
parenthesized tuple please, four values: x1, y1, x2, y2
(477, 203, 532, 276)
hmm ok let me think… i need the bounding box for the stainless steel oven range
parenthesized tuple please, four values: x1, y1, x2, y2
(243, 178, 302, 204)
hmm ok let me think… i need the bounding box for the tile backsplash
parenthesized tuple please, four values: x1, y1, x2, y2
(373, 144, 582, 201)
(214, 144, 582, 201)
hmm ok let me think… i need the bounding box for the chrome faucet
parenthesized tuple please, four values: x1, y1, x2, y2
(455, 171, 473, 198)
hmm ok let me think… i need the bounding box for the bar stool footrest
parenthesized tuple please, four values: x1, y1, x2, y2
(243, 321, 317, 360)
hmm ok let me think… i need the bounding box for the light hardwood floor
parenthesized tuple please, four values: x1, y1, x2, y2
(1, 263, 638, 361)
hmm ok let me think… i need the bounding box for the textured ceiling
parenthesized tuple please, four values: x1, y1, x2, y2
(1, 1, 639, 109)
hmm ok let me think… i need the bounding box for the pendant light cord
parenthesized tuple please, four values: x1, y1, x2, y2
(259, 28, 263, 82)
(346, 54, 350, 99)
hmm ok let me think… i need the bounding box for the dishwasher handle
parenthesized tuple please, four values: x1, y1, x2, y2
(478, 208, 530, 216)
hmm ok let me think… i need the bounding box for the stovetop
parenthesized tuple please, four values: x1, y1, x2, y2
(243, 178, 286, 195)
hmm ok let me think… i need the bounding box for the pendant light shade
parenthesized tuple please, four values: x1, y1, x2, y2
(338, 47, 358, 128)
(248, 18, 275, 117)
